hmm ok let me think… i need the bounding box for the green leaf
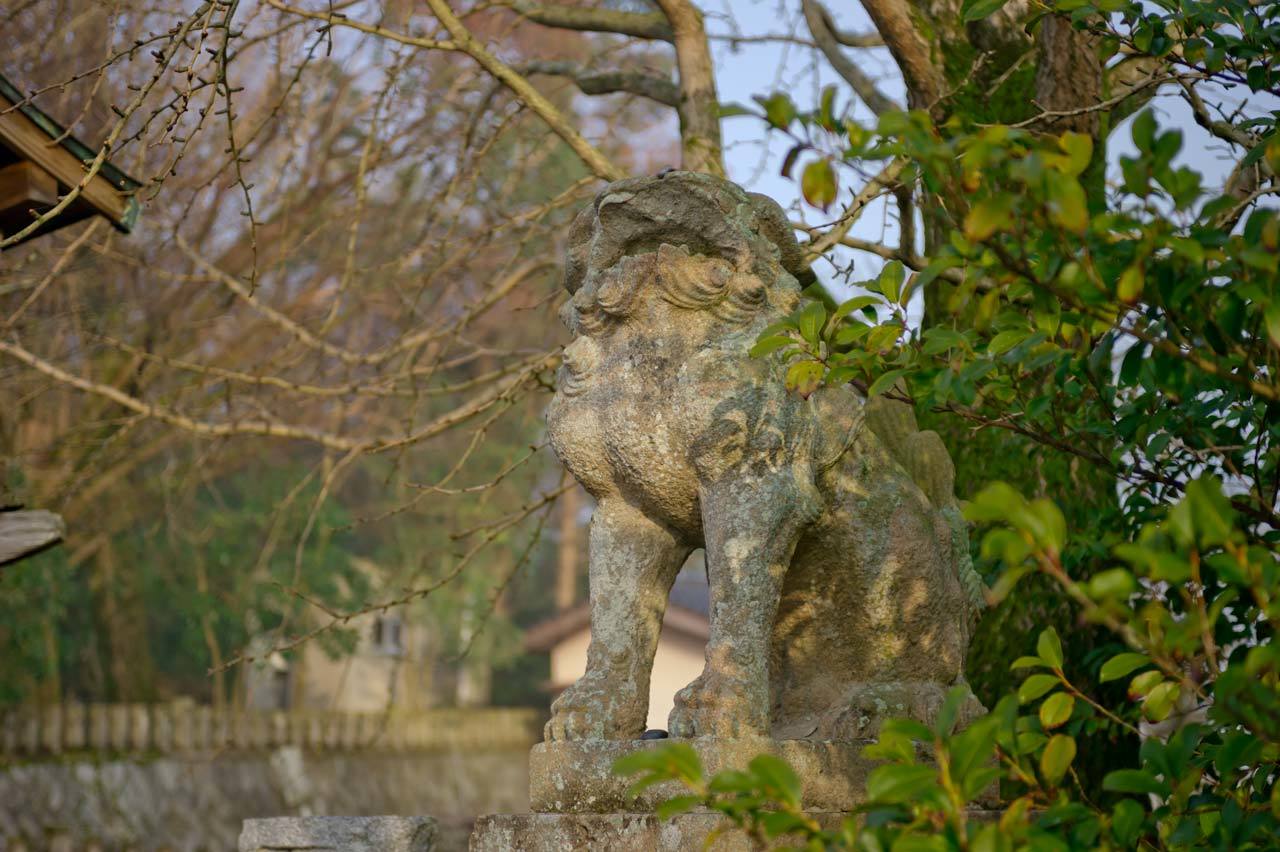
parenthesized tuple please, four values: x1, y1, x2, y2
(1104, 768, 1168, 796)
(936, 685, 973, 737)
(716, 102, 755, 118)
(1142, 681, 1180, 722)
(612, 748, 667, 777)
(1099, 653, 1150, 683)
(796, 301, 827, 345)
(1128, 670, 1164, 700)
(1117, 264, 1144, 303)
(866, 324, 903, 353)
(758, 811, 811, 838)
(780, 144, 804, 180)
(949, 715, 999, 782)
(834, 322, 872, 347)
(747, 754, 802, 807)
(1040, 734, 1077, 785)
(865, 763, 940, 804)
(1265, 303, 1280, 349)
(749, 334, 796, 358)
(988, 329, 1029, 355)
(755, 92, 796, 129)
(962, 0, 1012, 21)
(1056, 132, 1094, 177)
(1132, 110, 1157, 153)
(1018, 674, 1059, 703)
(801, 159, 838, 211)
(963, 196, 1015, 241)
(1010, 655, 1046, 670)
(1046, 171, 1088, 234)
(1037, 628, 1064, 668)
(664, 742, 705, 783)
(867, 368, 909, 398)
(879, 717, 936, 743)
(1039, 692, 1075, 729)
(655, 795, 703, 820)
(786, 359, 824, 398)
(1087, 568, 1136, 600)
(707, 769, 757, 794)
(1111, 799, 1145, 846)
(1183, 476, 1236, 547)
(877, 261, 906, 303)
(818, 84, 838, 130)
(832, 295, 882, 323)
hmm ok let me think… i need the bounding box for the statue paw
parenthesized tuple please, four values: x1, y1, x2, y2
(544, 675, 642, 741)
(668, 671, 766, 738)
(544, 704, 605, 741)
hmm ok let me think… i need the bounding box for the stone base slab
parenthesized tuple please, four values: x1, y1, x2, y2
(529, 737, 879, 814)
(469, 811, 847, 852)
(240, 816, 438, 851)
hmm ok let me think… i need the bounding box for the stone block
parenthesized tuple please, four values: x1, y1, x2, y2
(239, 816, 438, 852)
(529, 737, 880, 814)
(470, 812, 847, 852)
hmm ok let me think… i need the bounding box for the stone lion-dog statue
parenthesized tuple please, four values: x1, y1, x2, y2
(545, 171, 985, 743)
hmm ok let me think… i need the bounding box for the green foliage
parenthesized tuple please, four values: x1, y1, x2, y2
(628, 0, 1280, 847)
(621, 480, 1280, 849)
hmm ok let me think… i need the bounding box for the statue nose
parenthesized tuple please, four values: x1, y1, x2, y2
(562, 286, 606, 334)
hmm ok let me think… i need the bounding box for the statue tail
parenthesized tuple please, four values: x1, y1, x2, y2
(863, 396, 986, 630)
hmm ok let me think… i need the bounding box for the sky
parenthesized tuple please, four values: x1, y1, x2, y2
(710, 0, 904, 287)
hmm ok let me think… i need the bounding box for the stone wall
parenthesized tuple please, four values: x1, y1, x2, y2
(0, 706, 540, 852)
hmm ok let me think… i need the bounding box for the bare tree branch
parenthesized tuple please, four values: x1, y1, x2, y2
(653, 0, 724, 175)
(425, 0, 626, 181)
(520, 61, 680, 107)
(265, 0, 457, 50)
(829, 25, 885, 48)
(801, 0, 899, 116)
(802, 157, 906, 261)
(856, 0, 943, 111)
(508, 1, 674, 41)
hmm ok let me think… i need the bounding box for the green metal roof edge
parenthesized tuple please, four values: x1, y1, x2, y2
(0, 71, 143, 231)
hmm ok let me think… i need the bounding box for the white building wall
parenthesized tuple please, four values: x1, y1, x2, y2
(548, 618, 708, 732)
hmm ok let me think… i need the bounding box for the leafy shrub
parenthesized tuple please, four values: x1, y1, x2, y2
(617, 0, 1279, 846)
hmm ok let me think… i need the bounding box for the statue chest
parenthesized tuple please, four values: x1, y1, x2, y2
(547, 358, 704, 532)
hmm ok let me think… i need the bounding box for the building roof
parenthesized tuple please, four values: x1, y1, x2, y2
(0, 71, 141, 247)
(524, 565, 711, 651)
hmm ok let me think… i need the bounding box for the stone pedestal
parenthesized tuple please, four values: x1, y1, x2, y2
(471, 811, 848, 852)
(240, 816, 438, 852)
(529, 738, 877, 813)
(471, 737, 998, 850)
(470, 738, 877, 851)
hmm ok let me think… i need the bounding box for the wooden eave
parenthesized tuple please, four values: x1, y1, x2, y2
(0, 72, 141, 247)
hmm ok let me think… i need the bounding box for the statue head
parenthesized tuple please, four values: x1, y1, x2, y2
(560, 171, 813, 340)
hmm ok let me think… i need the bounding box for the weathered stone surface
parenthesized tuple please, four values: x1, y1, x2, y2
(240, 816, 438, 852)
(470, 812, 848, 852)
(529, 737, 880, 814)
(543, 170, 986, 744)
(0, 749, 528, 852)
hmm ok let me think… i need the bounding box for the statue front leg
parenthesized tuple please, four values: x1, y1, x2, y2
(545, 497, 689, 741)
(669, 473, 815, 738)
